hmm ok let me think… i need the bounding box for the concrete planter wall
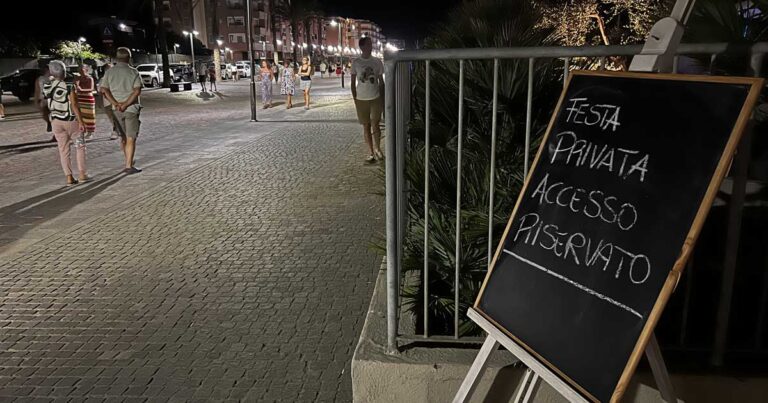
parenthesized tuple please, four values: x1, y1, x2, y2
(352, 260, 768, 403)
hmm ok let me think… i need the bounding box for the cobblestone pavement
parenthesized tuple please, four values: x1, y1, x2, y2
(0, 77, 384, 401)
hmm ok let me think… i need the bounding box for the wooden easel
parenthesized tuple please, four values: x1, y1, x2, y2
(452, 308, 678, 403)
(453, 2, 702, 402)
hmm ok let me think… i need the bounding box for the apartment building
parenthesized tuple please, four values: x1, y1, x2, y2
(160, 1, 387, 62)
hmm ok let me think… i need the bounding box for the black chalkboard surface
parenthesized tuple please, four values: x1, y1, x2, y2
(475, 71, 763, 402)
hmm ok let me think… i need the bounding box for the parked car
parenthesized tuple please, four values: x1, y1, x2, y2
(220, 64, 235, 80)
(169, 63, 193, 82)
(235, 61, 251, 78)
(136, 64, 164, 87)
(0, 68, 40, 102)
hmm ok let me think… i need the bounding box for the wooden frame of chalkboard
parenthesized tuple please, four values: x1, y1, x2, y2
(471, 70, 764, 402)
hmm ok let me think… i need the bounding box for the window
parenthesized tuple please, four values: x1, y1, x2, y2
(227, 16, 245, 26)
(162, 1, 170, 11)
(228, 33, 246, 43)
(162, 18, 172, 29)
(226, 0, 244, 8)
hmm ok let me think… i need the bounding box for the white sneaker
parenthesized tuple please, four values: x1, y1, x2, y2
(374, 150, 384, 160)
(365, 155, 376, 163)
(110, 131, 119, 140)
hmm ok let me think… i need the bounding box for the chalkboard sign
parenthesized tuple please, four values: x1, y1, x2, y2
(475, 71, 763, 402)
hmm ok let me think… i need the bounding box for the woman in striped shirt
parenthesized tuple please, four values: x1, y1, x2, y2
(75, 65, 96, 138)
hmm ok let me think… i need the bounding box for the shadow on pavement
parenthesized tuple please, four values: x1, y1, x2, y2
(0, 172, 126, 250)
(0, 138, 114, 157)
(195, 91, 216, 101)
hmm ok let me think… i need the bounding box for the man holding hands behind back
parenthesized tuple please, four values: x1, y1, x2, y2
(101, 47, 143, 174)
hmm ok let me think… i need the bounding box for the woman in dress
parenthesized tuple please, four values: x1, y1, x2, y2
(259, 61, 274, 108)
(298, 57, 312, 110)
(75, 65, 96, 139)
(280, 60, 295, 109)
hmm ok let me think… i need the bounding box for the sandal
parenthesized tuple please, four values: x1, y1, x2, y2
(66, 179, 79, 187)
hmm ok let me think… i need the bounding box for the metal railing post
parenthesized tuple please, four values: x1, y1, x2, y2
(455, 60, 465, 339)
(424, 60, 431, 337)
(524, 58, 534, 178)
(384, 60, 399, 353)
(488, 59, 499, 267)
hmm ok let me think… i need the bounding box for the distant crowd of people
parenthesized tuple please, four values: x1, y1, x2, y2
(0, 37, 385, 186)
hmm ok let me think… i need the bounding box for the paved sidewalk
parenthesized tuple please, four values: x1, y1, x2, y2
(0, 80, 384, 401)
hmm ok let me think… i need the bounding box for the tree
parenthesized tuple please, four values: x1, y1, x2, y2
(536, 0, 672, 46)
(272, 0, 321, 63)
(0, 34, 39, 58)
(52, 41, 107, 63)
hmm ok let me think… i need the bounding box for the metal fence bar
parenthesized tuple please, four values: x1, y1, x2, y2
(563, 57, 570, 87)
(424, 60, 431, 337)
(455, 59, 465, 339)
(388, 43, 768, 62)
(384, 60, 398, 353)
(524, 58, 534, 178)
(488, 59, 499, 268)
(396, 63, 410, 311)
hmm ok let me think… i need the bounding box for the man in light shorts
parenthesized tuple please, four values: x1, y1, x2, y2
(351, 37, 385, 163)
(100, 47, 143, 174)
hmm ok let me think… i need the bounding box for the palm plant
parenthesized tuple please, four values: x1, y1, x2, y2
(272, 0, 321, 63)
(398, 0, 562, 336)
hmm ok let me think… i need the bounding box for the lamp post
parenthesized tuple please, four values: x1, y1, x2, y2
(330, 19, 344, 88)
(275, 39, 282, 65)
(77, 37, 86, 65)
(245, 0, 258, 121)
(183, 30, 199, 82)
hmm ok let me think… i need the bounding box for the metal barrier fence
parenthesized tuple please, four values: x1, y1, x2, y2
(383, 42, 768, 362)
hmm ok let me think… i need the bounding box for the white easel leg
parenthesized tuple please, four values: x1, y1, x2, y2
(513, 368, 534, 402)
(645, 334, 677, 402)
(452, 336, 499, 403)
(522, 373, 540, 403)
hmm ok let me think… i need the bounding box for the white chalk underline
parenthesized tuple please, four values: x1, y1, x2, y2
(502, 249, 644, 319)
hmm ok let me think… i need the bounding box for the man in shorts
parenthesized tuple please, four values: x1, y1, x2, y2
(351, 37, 385, 163)
(197, 62, 208, 91)
(100, 47, 143, 174)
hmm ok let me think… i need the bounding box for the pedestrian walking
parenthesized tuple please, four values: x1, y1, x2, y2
(351, 37, 385, 163)
(99, 63, 122, 140)
(197, 62, 207, 91)
(299, 57, 312, 110)
(320, 61, 327, 78)
(44, 60, 89, 186)
(75, 65, 96, 139)
(273, 62, 279, 83)
(259, 61, 274, 108)
(280, 60, 295, 109)
(100, 47, 143, 174)
(208, 64, 218, 92)
(34, 65, 54, 141)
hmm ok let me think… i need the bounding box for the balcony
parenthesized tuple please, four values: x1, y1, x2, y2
(225, 0, 244, 9)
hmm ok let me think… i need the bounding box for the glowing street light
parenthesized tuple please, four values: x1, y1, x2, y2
(119, 23, 127, 30)
(183, 30, 199, 82)
(77, 37, 86, 64)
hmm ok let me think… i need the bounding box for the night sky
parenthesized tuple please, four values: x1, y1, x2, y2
(1, 0, 461, 49)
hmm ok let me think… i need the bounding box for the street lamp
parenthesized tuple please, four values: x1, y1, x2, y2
(329, 19, 344, 87)
(77, 37, 86, 65)
(183, 30, 199, 82)
(119, 23, 127, 30)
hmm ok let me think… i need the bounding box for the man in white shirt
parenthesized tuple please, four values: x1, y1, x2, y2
(351, 37, 385, 163)
(101, 47, 143, 174)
